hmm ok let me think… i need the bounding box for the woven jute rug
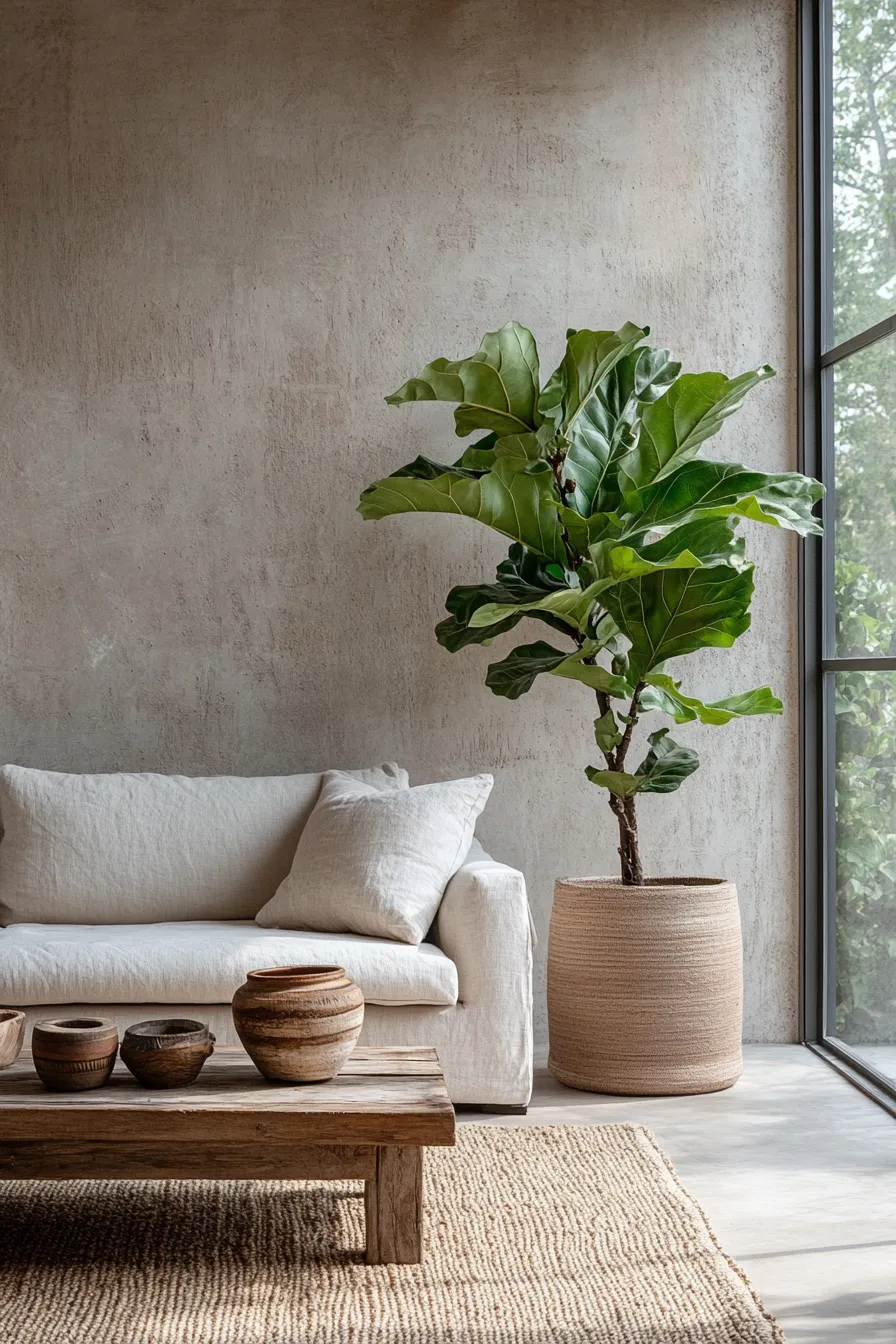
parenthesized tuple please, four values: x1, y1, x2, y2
(0, 1124, 782, 1343)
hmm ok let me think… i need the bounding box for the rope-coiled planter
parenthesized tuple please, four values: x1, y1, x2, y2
(547, 877, 743, 1096)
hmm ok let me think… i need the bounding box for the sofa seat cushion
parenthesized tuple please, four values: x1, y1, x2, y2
(0, 921, 458, 1008)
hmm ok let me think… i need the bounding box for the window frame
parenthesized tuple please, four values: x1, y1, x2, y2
(800, 0, 896, 1117)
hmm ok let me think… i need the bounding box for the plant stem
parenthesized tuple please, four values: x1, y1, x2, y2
(548, 448, 580, 569)
(590, 658, 647, 884)
(606, 682, 645, 886)
(609, 794, 643, 885)
(613, 682, 644, 773)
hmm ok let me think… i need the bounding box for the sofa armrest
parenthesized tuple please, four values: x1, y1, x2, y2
(435, 842, 534, 1007)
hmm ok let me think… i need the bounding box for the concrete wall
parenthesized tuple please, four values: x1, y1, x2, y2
(0, 0, 798, 1042)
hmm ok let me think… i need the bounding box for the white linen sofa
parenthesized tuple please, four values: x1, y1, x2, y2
(0, 765, 534, 1108)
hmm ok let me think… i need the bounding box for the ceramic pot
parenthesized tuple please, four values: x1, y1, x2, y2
(32, 1017, 119, 1092)
(548, 877, 743, 1096)
(232, 965, 364, 1083)
(0, 1010, 25, 1069)
(120, 1018, 215, 1088)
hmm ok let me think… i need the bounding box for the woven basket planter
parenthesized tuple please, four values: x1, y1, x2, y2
(547, 877, 743, 1096)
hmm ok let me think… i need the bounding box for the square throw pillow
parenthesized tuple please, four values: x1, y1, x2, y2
(255, 770, 494, 944)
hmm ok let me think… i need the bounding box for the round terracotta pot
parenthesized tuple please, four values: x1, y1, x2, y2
(121, 1018, 215, 1088)
(32, 1017, 119, 1092)
(232, 966, 364, 1083)
(0, 1010, 25, 1070)
(547, 877, 743, 1096)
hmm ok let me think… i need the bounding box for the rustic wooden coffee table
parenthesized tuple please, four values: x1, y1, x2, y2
(0, 1045, 455, 1264)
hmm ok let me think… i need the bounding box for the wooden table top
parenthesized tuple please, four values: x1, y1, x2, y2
(0, 1046, 456, 1146)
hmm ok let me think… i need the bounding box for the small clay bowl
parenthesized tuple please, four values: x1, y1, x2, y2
(0, 1010, 25, 1069)
(120, 1019, 215, 1088)
(32, 1017, 119, 1092)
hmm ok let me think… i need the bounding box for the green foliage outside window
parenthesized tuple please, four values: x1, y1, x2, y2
(831, 0, 896, 1042)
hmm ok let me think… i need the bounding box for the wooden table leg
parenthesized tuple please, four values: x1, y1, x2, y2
(364, 1145, 422, 1264)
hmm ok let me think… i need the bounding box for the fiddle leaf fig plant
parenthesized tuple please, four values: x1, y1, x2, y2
(359, 322, 824, 884)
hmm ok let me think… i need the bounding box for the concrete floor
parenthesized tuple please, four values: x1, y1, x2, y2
(460, 1045, 895, 1344)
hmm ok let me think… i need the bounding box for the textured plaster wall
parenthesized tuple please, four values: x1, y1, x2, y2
(0, 0, 798, 1042)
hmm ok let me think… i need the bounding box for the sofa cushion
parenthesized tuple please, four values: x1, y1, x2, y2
(0, 763, 407, 925)
(256, 771, 493, 944)
(0, 920, 458, 1007)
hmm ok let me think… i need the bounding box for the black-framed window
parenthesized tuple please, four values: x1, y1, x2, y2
(801, 0, 896, 1115)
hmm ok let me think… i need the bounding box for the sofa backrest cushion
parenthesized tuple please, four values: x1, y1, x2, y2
(0, 764, 407, 925)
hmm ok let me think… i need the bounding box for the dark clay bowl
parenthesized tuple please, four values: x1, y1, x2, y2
(32, 1017, 119, 1091)
(120, 1018, 215, 1088)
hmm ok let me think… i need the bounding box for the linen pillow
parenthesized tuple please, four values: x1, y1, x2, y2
(255, 770, 493, 944)
(0, 763, 407, 926)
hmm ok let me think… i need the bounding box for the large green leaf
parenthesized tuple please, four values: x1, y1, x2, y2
(635, 728, 700, 793)
(589, 518, 746, 589)
(556, 507, 624, 555)
(495, 543, 571, 599)
(446, 550, 566, 623)
(584, 765, 642, 798)
(617, 366, 775, 496)
(388, 455, 482, 481)
(485, 641, 571, 698)
(594, 709, 622, 752)
(386, 323, 541, 438)
(358, 456, 566, 563)
(444, 581, 527, 626)
(454, 433, 499, 471)
(398, 432, 541, 481)
(608, 517, 745, 568)
(562, 399, 635, 517)
(472, 521, 734, 631)
(434, 547, 572, 651)
(559, 344, 683, 513)
(478, 523, 744, 642)
(485, 641, 629, 699)
(589, 612, 627, 655)
(435, 611, 523, 652)
(549, 652, 631, 696)
(538, 323, 647, 426)
(639, 674, 783, 724)
(536, 324, 649, 513)
(565, 345, 681, 515)
(492, 432, 543, 463)
(623, 460, 824, 539)
(585, 728, 700, 797)
(469, 581, 597, 634)
(590, 544, 705, 586)
(625, 345, 683, 404)
(470, 527, 737, 630)
(600, 565, 756, 682)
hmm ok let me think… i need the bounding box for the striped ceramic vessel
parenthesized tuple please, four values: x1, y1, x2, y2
(232, 966, 364, 1083)
(32, 1017, 119, 1091)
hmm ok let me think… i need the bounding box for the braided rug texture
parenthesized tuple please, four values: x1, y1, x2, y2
(0, 1124, 782, 1344)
